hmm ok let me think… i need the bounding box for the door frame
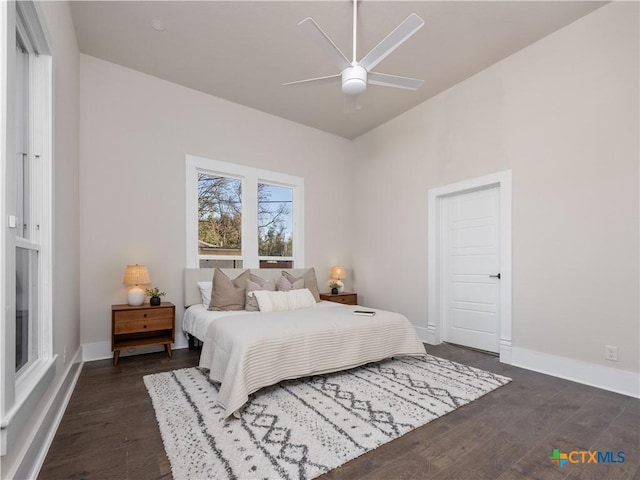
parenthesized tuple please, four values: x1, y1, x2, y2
(427, 170, 512, 364)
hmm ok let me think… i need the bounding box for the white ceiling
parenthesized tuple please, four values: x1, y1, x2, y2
(70, 1, 606, 139)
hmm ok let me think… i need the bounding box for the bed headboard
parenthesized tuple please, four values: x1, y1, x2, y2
(183, 268, 311, 307)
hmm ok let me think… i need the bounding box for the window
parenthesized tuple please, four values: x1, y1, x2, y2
(11, 2, 53, 383)
(258, 183, 293, 268)
(198, 173, 243, 268)
(186, 156, 304, 269)
(1, 0, 54, 451)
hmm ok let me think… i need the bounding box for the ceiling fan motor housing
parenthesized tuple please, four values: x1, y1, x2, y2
(342, 64, 367, 96)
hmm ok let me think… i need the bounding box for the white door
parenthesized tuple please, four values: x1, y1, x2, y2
(441, 187, 500, 353)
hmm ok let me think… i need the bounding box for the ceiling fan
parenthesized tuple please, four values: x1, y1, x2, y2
(284, 0, 425, 109)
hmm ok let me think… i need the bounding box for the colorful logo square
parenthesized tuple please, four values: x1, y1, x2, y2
(549, 449, 568, 467)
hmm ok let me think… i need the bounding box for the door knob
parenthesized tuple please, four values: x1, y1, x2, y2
(489, 273, 501, 279)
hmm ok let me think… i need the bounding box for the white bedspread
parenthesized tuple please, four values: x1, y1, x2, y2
(198, 304, 426, 418)
(183, 304, 254, 341)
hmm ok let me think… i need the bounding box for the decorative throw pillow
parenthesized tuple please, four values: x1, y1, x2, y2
(245, 275, 276, 312)
(276, 275, 304, 292)
(282, 268, 321, 302)
(252, 288, 316, 312)
(208, 268, 251, 311)
(197, 281, 212, 306)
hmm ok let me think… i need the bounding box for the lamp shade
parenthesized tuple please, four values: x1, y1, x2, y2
(123, 264, 150, 286)
(331, 265, 346, 280)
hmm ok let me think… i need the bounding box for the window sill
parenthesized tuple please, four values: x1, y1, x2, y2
(0, 356, 56, 455)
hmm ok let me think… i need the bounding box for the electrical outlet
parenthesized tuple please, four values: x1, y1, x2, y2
(63, 346, 67, 364)
(605, 345, 618, 362)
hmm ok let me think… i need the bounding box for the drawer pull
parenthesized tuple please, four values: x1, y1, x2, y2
(143, 314, 147, 318)
(143, 324, 147, 329)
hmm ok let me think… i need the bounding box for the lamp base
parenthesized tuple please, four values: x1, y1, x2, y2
(127, 286, 145, 306)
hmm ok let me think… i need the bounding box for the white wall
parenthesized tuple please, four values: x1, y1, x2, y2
(352, 3, 639, 374)
(48, 0, 81, 388)
(1, 1, 81, 478)
(79, 55, 355, 350)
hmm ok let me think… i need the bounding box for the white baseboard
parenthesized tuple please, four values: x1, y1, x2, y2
(10, 347, 83, 480)
(511, 347, 640, 399)
(82, 334, 189, 363)
(417, 337, 637, 398)
(499, 337, 512, 365)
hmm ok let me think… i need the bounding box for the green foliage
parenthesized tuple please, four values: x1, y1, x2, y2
(258, 225, 293, 257)
(198, 174, 242, 249)
(198, 174, 292, 256)
(145, 287, 166, 298)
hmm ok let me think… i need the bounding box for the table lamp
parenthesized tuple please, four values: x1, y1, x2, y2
(331, 265, 346, 293)
(331, 265, 346, 282)
(123, 264, 150, 306)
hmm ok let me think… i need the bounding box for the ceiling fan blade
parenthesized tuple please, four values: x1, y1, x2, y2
(343, 94, 362, 114)
(359, 13, 424, 72)
(298, 17, 351, 71)
(283, 73, 341, 87)
(368, 72, 424, 90)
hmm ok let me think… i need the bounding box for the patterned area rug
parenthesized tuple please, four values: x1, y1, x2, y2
(144, 355, 510, 480)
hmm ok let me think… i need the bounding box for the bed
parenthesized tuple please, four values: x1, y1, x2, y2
(183, 268, 426, 418)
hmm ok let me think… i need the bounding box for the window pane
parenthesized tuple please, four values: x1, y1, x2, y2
(16, 247, 38, 373)
(198, 173, 242, 257)
(258, 184, 293, 258)
(15, 40, 29, 239)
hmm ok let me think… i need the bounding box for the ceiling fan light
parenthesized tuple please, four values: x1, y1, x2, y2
(342, 78, 366, 96)
(341, 65, 367, 96)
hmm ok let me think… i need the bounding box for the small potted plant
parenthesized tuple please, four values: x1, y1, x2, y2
(329, 280, 343, 295)
(145, 286, 166, 306)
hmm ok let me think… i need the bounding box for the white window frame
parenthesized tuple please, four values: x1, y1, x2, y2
(1, 0, 54, 456)
(186, 155, 305, 269)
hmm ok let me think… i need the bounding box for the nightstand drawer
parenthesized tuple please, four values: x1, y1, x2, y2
(115, 308, 171, 323)
(114, 315, 173, 334)
(330, 294, 357, 305)
(319, 292, 358, 305)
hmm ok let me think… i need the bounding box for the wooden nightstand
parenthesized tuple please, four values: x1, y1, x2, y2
(319, 292, 358, 305)
(111, 302, 175, 366)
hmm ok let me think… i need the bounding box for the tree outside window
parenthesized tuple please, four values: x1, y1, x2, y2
(197, 175, 294, 265)
(258, 183, 292, 258)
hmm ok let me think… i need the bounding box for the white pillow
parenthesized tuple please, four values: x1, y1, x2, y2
(197, 281, 213, 306)
(251, 288, 317, 313)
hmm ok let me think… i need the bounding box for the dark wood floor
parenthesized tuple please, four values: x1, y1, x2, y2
(39, 344, 639, 480)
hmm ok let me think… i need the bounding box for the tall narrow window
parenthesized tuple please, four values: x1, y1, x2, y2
(14, 35, 36, 374)
(14, 28, 41, 375)
(8, 0, 53, 387)
(2, 0, 54, 450)
(258, 183, 293, 268)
